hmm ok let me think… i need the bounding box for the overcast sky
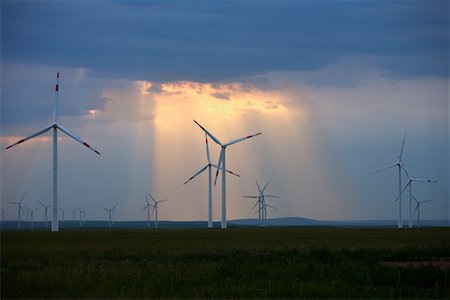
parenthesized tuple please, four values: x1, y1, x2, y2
(1, 0, 448, 224)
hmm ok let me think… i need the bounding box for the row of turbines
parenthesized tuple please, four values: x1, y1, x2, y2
(3, 72, 438, 231)
(371, 134, 437, 228)
(4, 72, 265, 232)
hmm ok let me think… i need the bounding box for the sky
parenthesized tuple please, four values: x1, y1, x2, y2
(1, 0, 449, 224)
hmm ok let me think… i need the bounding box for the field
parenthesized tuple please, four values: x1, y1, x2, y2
(2, 227, 450, 299)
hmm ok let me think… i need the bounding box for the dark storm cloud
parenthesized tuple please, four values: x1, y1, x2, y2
(2, 1, 448, 82)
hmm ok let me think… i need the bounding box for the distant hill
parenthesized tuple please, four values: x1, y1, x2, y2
(1, 217, 448, 230)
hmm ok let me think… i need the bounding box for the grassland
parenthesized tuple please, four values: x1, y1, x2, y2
(1, 227, 450, 299)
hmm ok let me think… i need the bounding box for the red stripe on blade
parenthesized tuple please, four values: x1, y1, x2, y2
(83, 142, 90, 147)
(55, 84, 59, 92)
(17, 139, 25, 144)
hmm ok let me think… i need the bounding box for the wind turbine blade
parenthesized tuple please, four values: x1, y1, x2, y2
(145, 193, 150, 205)
(411, 177, 438, 183)
(256, 180, 262, 193)
(261, 181, 270, 194)
(420, 200, 434, 204)
(193, 120, 221, 145)
(400, 164, 409, 178)
(211, 164, 240, 177)
(401, 181, 411, 194)
(264, 195, 279, 198)
(19, 192, 27, 203)
(241, 195, 259, 198)
(252, 200, 262, 210)
(224, 132, 262, 147)
(399, 133, 407, 161)
(5, 124, 53, 150)
(214, 148, 224, 186)
(413, 204, 419, 216)
(147, 193, 156, 204)
(57, 124, 101, 155)
(53, 71, 60, 123)
(265, 204, 277, 210)
(141, 204, 150, 213)
(157, 199, 168, 204)
(100, 207, 109, 211)
(183, 164, 209, 185)
(205, 133, 211, 163)
(370, 163, 398, 175)
(411, 194, 419, 203)
(112, 203, 119, 210)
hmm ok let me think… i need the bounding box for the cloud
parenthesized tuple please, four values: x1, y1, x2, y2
(2, 1, 448, 82)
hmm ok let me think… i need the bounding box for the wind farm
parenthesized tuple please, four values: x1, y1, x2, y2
(1, 1, 449, 299)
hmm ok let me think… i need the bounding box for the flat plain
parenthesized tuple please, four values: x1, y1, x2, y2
(1, 227, 449, 299)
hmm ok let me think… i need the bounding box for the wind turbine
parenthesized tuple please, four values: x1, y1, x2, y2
(70, 207, 77, 222)
(1, 207, 8, 222)
(101, 203, 118, 228)
(24, 206, 39, 229)
(39, 201, 52, 228)
(7, 193, 27, 228)
(412, 196, 433, 228)
(79, 206, 86, 227)
(193, 120, 261, 229)
(4, 71, 101, 232)
(242, 181, 278, 224)
(400, 175, 437, 228)
(183, 133, 240, 228)
(371, 133, 408, 228)
(147, 193, 168, 228)
(141, 194, 154, 228)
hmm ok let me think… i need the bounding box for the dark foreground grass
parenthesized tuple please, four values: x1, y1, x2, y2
(1, 227, 450, 299)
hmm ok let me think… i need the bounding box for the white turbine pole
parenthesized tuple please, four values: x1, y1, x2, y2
(408, 181, 412, 228)
(398, 164, 402, 228)
(52, 126, 58, 232)
(221, 147, 226, 229)
(208, 164, 212, 228)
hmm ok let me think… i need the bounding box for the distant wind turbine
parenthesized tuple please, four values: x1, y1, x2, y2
(400, 175, 437, 228)
(371, 133, 408, 228)
(412, 195, 433, 228)
(242, 181, 278, 225)
(24, 205, 40, 229)
(39, 201, 52, 228)
(141, 194, 154, 228)
(148, 193, 168, 228)
(79, 206, 86, 227)
(7, 193, 27, 228)
(4, 71, 101, 232)
(101, 204, 118, 228)
(184, 133, 239, 228)
(193, 120, 261, 229)
(1, 207, 8, 222)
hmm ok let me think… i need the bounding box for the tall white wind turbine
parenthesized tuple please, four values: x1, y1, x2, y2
(148, 193, 168, 228)
(4, 72, 101, 232)
(39, 201, 51, 228)
(7, 193, 27, 228)
(401, 175, 437, 228)
(183, 133, 240, 228)
(79, 205, 86, 227)
(193, 120, 261, 229)
(141, 193, 153, 228)
(371, 134, 408, 228)
(101, 204, 118, 228)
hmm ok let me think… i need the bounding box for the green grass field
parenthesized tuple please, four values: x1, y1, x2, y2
(2, 227, 450, 299)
